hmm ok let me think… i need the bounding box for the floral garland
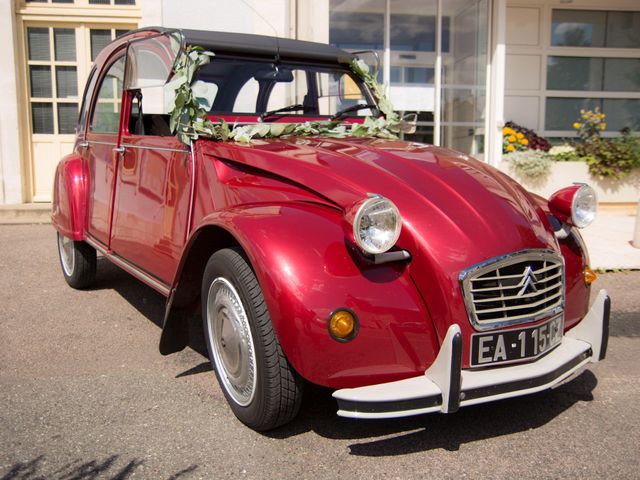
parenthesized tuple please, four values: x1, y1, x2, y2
(165, 46, 402, 145)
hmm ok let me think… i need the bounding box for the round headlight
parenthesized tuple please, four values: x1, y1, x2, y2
(352, 196, 402, 254)
(571, 184, 597, 228)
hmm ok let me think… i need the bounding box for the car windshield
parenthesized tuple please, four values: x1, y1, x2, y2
(193, 56, 376, 120)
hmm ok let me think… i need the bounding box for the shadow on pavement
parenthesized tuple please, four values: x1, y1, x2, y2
(0, 455, 197, 480)
(90, 258, 209, 358)
(88, 257, 604, 453)
(265, 369, 598, 454)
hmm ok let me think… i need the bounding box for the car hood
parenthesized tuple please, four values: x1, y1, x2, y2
(200, 136, 559, 340)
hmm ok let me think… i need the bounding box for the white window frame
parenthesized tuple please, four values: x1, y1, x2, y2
(541, 5, 640, 139)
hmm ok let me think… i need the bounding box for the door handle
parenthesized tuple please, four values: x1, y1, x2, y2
(78, 140, 89, 148)
(113, 146, 126, 154)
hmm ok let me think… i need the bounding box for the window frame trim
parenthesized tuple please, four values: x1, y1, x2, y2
(87, 48, 126, 135)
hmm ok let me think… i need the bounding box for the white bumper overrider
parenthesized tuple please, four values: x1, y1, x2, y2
(333, 289, 610, 419)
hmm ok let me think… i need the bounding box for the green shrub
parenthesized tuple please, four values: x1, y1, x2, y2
(577, 130, 640, 179)
(571, 109, 640, 179)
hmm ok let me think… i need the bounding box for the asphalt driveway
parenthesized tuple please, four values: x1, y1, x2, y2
(1, 224, 639, 479)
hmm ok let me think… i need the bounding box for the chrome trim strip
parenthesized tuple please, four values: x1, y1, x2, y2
(186, 145, 196, 237)
(88, 140, 117, 147)
(121, 143, 190, 154)
(85, 236, 171, 296)
(459, 249, 565, 331)
(85, 235, 108, 252)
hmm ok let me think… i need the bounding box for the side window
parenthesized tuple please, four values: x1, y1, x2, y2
(317, 72, 371, 117)
(89, 56, 125, 134)
(267, 70, 307, 112)
(77, 67, 97, 135)
(127, 85, 174, 136)
(233, 78, 259, 113)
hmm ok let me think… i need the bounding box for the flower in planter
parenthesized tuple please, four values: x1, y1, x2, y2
(575, 108, 606, 140)
(571, 108, 640, 179)
(502, 121, 550, 153)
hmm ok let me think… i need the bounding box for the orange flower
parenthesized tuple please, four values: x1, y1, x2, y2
(516, 132, 524, 140)
(506, 144, 515, 152)
(520, 138, 529, 146)
(508, 135, 516, 143)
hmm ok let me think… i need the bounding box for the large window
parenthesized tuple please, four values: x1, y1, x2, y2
(26, 27, 79, 134)
(328, 0, 489, 156)
(552, 10, 640, 48)
(544, 9, 640, 134)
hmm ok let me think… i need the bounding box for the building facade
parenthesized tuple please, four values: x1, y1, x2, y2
(1, 0, 638, 204)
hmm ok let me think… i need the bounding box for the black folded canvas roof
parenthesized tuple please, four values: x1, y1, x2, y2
(181, 28, 354, 65)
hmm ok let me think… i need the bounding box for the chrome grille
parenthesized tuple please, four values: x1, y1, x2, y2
(459, 250, 564, 331)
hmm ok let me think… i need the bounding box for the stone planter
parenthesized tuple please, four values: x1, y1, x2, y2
(498, 161, 640, 203)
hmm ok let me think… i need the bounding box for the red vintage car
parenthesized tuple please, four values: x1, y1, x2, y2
(52, 27, 610, 431)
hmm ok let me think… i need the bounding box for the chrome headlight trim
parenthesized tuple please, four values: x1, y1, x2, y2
(352, 195, 402, 255)
(571, 184, 597, 229)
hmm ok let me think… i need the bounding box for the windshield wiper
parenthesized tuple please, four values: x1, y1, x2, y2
(260, 104, 306, 122)
(330, 103, 378, 120)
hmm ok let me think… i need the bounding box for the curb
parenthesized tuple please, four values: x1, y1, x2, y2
(0, 203, 51, 225)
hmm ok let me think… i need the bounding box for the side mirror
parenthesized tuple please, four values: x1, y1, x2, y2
(399, 113, 418, 134)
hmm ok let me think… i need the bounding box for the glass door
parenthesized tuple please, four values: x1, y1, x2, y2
(440, 0, 489, 158)
(329, 0, 490, 157)
(388, 0, 439, 145)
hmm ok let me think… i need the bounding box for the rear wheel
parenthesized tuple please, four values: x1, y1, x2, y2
(57, 233, 97, 289)
(202, 248, 303, 431)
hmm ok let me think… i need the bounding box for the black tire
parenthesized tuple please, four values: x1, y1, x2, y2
(202, 247, 303, 431)
(57, 232, 97, 289)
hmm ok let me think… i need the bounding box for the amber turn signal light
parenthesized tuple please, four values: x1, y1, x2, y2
(584, 266, 597, 285)
(328, 309, 358, 342)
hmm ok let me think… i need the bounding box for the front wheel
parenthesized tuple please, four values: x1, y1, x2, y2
(202, 248, 303, 431)
(57, 233, 97, 289)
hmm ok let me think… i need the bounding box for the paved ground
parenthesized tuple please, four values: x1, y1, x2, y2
(1, 224, 639, 480)
(581, 211, 640, 270)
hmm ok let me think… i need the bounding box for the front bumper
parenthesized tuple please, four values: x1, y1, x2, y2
(333, 289, 610, 419)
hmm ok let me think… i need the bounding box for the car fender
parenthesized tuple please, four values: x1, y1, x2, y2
(181, 202, 440, 389)
(51, 152, 87, 241)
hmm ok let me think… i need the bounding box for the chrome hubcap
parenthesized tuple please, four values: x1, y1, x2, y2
(58, 234, 74, 277)
(206, 277, 256, 406)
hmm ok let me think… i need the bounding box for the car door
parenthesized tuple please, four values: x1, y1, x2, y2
(84, 54, 126, 247)
(108, 32, 191, 284)
(109, 91, 191, 284)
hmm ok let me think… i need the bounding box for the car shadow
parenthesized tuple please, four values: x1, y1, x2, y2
(90, 258, 209, 358)
(269, 370, 598, 454)
(89, 258, 602, 453)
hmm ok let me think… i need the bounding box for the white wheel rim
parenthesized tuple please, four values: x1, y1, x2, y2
(58, 234, 75, 277)
(206, 277, 257, 406)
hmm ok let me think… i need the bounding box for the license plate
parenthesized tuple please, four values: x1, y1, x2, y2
(470, 316, 563, 367)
